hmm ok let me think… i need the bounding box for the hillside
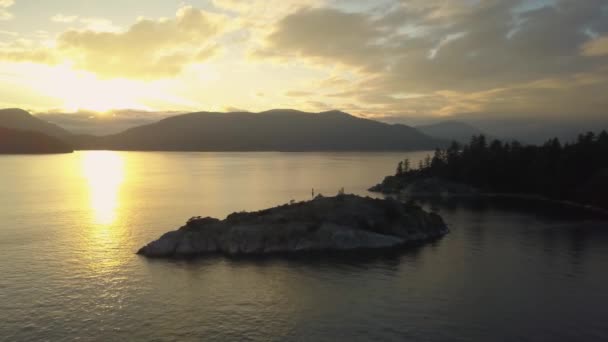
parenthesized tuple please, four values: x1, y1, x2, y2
(86, 109, 443, 151)
(372, 132, 608, 210)
(0, 108, 446, 151)
(0, 126, 73, 154)
(0, 108, 71, 138)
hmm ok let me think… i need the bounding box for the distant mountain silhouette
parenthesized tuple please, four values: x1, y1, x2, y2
(0, 126, 73, 154)
(39, 110, 179, 135)
(415, 121, 487, 144)
(81, 109, 443, 151)
(0, 108, 71, 138)
(0, 109, 74, 153)
(412, 113, 608, 144)
(0, 108, 445, 151)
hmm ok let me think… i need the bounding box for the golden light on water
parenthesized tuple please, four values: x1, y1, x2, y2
(81, 151, 125, 225)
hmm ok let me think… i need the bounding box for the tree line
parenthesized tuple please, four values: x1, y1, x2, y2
(394, 131, 608, 209)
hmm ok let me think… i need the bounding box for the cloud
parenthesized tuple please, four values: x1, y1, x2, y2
(0, 29, 17, 36)
(74, 18, 121, 32)
(212, 0, 322, 21)
(222, 106, 248, 112)
(1, 6, 227, 79)
(306, 100, 332, 110)
(0, 39, 56, 63)
(256, 7, 388, 71)
(51, 14, 78, 23)
(2, 0, 608, 119)
(582, 35, 608, 57)
(0, 0, 14, 20)
(37, 110, 179, 135)
(285, 90, 314, 97)
(51, 14, 120, 32)
(255, 0, 608, 118)
(57, 6, 226, 79)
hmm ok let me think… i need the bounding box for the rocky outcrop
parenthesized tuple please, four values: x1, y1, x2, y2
(369, 176, 478, 196)
(137, 194, 448, 258)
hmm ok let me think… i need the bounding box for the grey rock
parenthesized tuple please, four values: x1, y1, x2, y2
(137, 194, 448, 258)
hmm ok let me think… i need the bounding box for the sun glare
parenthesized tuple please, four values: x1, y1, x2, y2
(21, 63, 152, 112)
(81, 151, 125, 225)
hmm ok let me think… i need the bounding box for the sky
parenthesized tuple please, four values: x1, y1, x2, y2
(0, 0, 607, 124)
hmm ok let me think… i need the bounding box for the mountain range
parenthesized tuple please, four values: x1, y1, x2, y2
(1, 108, 449, 152)
(0, 126, 73, 154)
(383, 113, 608, 144)
(0, 108, 70, 138)
(415, 121, 487, 144)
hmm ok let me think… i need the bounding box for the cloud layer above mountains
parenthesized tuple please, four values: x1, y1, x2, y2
(0, 0, 607, 121)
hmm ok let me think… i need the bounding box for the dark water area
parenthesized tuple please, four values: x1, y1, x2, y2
(1, 152, 607, 341)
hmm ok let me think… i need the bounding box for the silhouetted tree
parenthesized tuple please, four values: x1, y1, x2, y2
(391, 132, 608, 209)
(403, 158, 411, 173)
(424, 155, 432, 168)
(396, 161, 404, 176)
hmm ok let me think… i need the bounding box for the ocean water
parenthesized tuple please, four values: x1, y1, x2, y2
(1, 151, 607, 341)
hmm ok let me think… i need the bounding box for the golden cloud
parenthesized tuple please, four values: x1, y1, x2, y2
(0, 0, 14, 20)
(582, 35, 608, 57)
(51, 14, 78, 23)
(0, 6, 226, 79)
(255, 7, 387, 71)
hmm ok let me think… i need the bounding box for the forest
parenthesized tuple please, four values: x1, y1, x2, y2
(394, 131, 608, 209)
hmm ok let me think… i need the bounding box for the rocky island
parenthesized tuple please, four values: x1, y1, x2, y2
(137, 194, 448, 258)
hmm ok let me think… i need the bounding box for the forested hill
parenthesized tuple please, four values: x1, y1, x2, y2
(84, 110, 444, 151)
(378, 131, 608, 209)
(0, 126, 73, 154)
(0, 108, 445, 152)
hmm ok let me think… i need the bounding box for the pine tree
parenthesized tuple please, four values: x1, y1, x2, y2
(386, 130, 608, 209)
(403, 158, 410, 173)
(424, 155, 432, 168)
(396, 161, 404, 175)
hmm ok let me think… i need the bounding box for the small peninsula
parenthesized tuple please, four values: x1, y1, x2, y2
(370, 133, 608, 210)
(137, 194, 448, 258)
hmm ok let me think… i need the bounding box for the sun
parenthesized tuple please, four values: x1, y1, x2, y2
(28, 63, 152, 112)
(56, 68, 149, 112)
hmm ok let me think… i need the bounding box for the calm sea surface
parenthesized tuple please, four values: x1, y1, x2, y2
(1, 151, 607, 341)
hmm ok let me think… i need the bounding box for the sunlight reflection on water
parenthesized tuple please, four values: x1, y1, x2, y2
(81, 151, 125, 225)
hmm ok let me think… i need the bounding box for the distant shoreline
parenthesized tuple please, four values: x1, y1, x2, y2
(1, 149, 434, 155)
(430, 193, 608, 216)
(71, 149, 435, 153)
(371, 181, 608, 216)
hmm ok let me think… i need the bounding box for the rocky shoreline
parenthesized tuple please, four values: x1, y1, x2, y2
(369, 176, 478, 196)
(369, 176, 608, 216)
(137, 194, 448, 258)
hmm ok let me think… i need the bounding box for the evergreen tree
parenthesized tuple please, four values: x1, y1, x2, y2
(424, 155, 432, 169)
(403, 158, 410, 173)
(396, 161, 404, 175)
(390, 131, 608, 209)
